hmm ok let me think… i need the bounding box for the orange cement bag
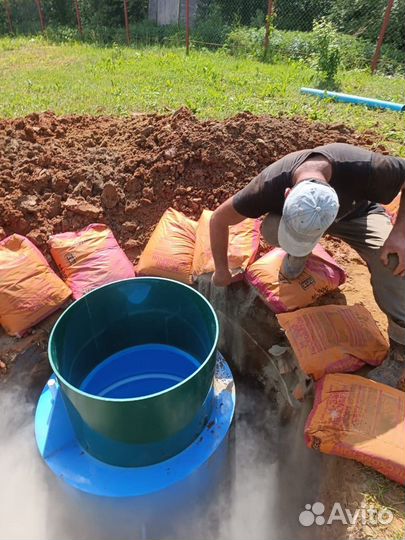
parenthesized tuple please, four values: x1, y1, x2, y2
(0, 235, 71, 336)
(136, 208, 197, 284)
(192, 210, 261, 279)
(49, 224, 135, 299)
(246, 244, 346, 313)
(277, 304, 388, 380)
(383, 193, 401, 224)
(305, 373, 405, 485)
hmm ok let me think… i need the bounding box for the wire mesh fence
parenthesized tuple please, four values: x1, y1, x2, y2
(0, 0, 404, 74)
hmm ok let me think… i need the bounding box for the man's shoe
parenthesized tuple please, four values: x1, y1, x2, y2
(368, 341, 405, 391)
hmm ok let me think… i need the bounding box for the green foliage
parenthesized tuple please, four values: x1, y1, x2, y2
(0, 3, 8, 34)
(196, 0, 268, 26)
(40, 20, 184, 48)
(42, 0, 75, 27)
(310, 18, 340, 86)
(274, 0, 333, 32)
(196, 0, 404, 55)
(250, 9, 266, 28)
(329, 0, 385, 39)
(328, 0, 405, 53)
(0, 0, 149, 36)
(270, 30, 313, 61)
(193, 3, 230, 46)
(221, 25, 403, 81)
(308, 0, 405, 55)
(224, 26, 265, 58)
(223, 24, 404, 77)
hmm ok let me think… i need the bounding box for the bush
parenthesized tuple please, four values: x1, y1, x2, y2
(193, 3, 230, 47)
(45, 25, 82, 43)
(310, 18, 340, 86)
(130, 21, 183, 47)
(196, 0, 404, 55)
(222, 24, 404, 77)
(378, 44, 405, 77)
(38, 21, 185, 47)
(196, 0, 268, 27)
(275, 0, 333, 32)
(224, 26, 265, 58)
(269, 30, 313, 62)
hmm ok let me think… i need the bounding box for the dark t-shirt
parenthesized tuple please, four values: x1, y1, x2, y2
(233, 143, 405, 220)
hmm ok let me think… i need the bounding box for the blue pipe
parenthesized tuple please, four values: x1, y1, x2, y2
(300, 87, 405, 112)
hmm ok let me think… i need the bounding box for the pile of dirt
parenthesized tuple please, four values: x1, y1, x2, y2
(0, 108, 386, 262)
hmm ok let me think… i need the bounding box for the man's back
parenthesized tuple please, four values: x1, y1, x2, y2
(233, 143, 404, 219)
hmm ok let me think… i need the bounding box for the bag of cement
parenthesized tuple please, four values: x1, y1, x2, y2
(136, 208, 197, 284)
(305, 373, 405, 485)
(277, 304, 388, 380)
(246, 244, 346, 313)
(192, 210, 260, 280)
(0, 235, 71, 336)
(49, 224, 135, 299)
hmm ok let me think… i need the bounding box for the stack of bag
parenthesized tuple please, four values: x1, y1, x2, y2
(136, 208, 261, 284)
(273, 267, 405, 484)
(136, 206, 346, 315)
(0, 224, 134, 336)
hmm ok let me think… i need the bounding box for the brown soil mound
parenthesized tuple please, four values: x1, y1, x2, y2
(0, 108, 385, 261)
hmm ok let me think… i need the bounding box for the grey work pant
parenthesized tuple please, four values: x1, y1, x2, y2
(262, 212, 405, 345)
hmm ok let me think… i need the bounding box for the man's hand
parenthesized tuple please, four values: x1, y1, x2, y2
(381, 228, 405, 277)
(210, 197, 247, 287)
(212, 267, 233, 287)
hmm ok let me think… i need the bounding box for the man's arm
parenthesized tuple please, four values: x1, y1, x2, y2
(210, 197, 247, 287)
(381, 184, 405, 277)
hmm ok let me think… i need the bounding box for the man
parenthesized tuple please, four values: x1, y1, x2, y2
(210, 143, 405, 390)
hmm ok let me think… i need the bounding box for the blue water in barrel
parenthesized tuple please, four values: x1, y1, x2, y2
(80, 345, 201, 399)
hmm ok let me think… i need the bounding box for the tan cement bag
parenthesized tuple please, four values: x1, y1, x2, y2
(192, 210, 260, 280)
(136, 208, 197, 284)
(305, 373, 405, 485)
(0, 235, 71, 336)
(277, 304, 388, 380)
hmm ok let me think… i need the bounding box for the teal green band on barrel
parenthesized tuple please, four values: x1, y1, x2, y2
(48, 278, 219, 466)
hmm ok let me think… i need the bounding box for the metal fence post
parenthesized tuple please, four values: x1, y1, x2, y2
(185, 0, 190, 55)
(263, 0, 273, 58)
(123, 0, 131, 45)
(34, 0, 46, 32)
(73, 0, 83, 37)
(4, 0, 14, 34)
(371, 0, 394, 73)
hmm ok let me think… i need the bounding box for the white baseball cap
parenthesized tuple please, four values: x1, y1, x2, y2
(278, 179, 339, 256)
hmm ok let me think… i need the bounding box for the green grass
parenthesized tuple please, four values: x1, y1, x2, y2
(0, 36, 404, 154)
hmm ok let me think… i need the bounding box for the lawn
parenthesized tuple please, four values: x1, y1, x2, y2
(0, 36, 404, 154)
